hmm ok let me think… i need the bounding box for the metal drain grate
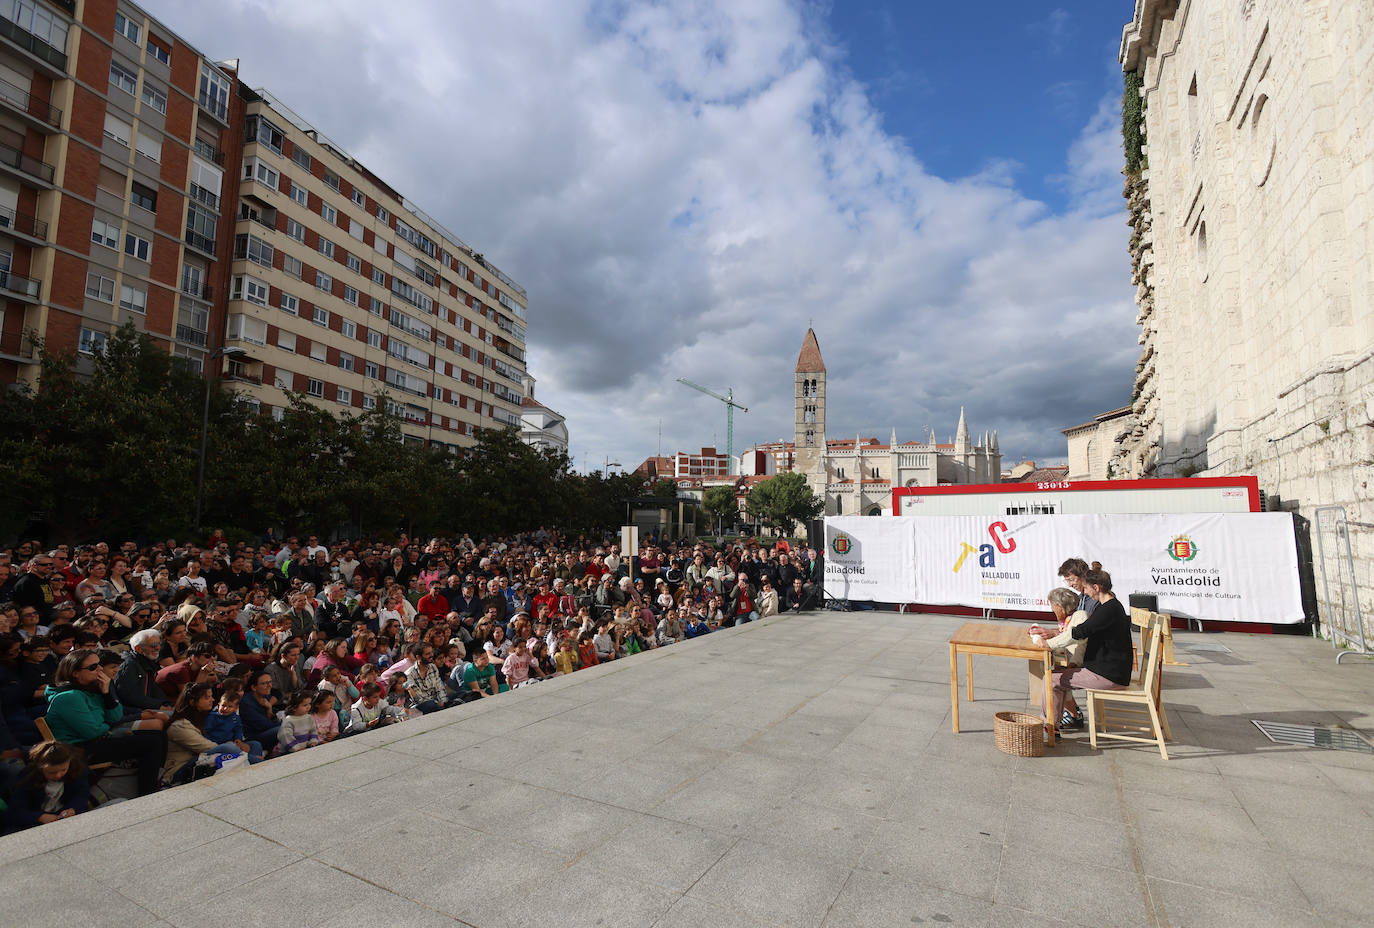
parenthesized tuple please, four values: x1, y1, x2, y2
(1177, 641, 1232, 653)
(1251, 720, 1374, 753)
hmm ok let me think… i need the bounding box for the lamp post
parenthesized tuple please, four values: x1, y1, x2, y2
(194, 345, 247, 535)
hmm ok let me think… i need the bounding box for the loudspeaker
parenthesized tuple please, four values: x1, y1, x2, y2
(806, 519, 824, 551)
(1128, 593, 1158, 611)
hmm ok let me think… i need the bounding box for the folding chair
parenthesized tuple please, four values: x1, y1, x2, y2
(1085, 612, 1171, 760)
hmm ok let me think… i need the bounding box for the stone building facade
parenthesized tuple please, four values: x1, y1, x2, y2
(1063, 406, 1133, 481)
(1118, 0, 1372, 632)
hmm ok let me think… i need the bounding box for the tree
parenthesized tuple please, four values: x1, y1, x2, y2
(702, 485, 738, 534)
(746, 472, 822, 536)
(649, 478, 678, 499)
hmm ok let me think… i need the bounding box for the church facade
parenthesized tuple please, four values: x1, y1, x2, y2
(745, 330, 1001, 516)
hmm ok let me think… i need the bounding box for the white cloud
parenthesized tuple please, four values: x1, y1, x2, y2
(147, 0, 1134, 471)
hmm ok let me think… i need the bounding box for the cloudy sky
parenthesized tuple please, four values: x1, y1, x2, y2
(148, 0, 1138, 472)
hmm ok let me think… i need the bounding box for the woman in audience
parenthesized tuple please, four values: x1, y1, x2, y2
(156, 619, 190, 667)
(163, 682, 234, 783)
(240, 669, 280, 749)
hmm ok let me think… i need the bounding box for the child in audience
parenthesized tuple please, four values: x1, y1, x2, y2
(4, 741, 89, 830)
(593, 622, 617, 662)
(348, 682, 402, 733)
(577, 630, 600, 669)
(317, 664, 359, 718)
(202, 689, 265, 763)
(501, 637, 542, 687)
(245, 612, 272, 654)
(309, 690, 340, 742)
(553, 638, 578, 675)
(278, 691, 321, 753)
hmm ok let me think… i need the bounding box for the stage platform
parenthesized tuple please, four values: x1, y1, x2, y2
(2, 610, 1372, 927)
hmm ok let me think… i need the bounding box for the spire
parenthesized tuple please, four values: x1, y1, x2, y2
(955, 406, 970, 450)
(991, 429, 999, 452)
(928, 426, 936, 445)
(795, 328, 825, 373)
(891, 427, 898, 448)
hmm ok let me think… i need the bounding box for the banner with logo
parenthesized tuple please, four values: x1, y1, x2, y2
(823, 516, 918, 602)
(852, 512, 1303, 623)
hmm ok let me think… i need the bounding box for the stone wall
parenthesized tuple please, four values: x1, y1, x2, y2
(1119, 0, 1374, 638)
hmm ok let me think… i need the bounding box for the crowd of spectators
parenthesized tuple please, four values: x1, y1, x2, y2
(0, 528, 824, 830)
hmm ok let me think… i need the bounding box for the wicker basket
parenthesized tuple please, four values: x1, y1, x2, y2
(993, 711, 1046, 757)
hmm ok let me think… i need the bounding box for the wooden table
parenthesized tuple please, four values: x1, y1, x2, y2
(948, 621, 1056, 746)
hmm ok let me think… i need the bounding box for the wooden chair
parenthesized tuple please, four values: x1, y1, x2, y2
(35, 717, 114, 771)
(1131, 606, 1182, 670)
(1085, 611, 1171, 759)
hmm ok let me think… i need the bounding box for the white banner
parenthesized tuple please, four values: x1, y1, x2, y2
(824, 516, 917, 602)
(864, 512, 1303, 623)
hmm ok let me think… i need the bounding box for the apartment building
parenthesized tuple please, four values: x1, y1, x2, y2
(0, 0, 530, 450)
(223, 88, 528, 445)
(0, 0, 237, 383)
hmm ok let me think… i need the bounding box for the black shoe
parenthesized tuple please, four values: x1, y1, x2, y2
(1059, 711, 1085, 730)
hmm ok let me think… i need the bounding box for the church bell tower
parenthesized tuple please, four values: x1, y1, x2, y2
(794, 328, 826, 487)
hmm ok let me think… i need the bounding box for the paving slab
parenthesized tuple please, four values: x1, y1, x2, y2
(3, 610, 1373, 927)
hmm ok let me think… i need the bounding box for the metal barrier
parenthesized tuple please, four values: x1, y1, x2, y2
(1313, 506, 1370, 663)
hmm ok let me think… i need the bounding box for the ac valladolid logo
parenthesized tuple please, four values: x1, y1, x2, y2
(831, 533, 852, 556)
(1167, 534, 1199, 562)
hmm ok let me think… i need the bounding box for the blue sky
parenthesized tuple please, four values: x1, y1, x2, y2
(827, 2, 1129, 211)
(149, 0, 1140, 472)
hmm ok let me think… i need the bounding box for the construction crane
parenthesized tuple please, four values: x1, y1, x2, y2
(676, 378, 749, 475)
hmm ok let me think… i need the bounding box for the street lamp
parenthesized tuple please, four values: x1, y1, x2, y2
(194, 345, 247, 535)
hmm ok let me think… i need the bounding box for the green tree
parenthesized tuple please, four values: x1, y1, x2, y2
(702, 485, 738, 534)
(746, 472, 822, 536)
(649, 477, 678, 499)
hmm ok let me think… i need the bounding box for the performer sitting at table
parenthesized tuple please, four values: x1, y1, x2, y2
(1050, 569, 1132, 730)
(1029, 588, 1090, 727)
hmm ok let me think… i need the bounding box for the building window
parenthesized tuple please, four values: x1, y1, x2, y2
(285, 218, 305, 243)
(291, 146, 311, 170)
(318, 238, 334, 260)
(371, 268, 385, 286)
(128, 183, 157, 215)
(376, 206, 389, 223)
(340, 319, 356, 339)
(367, 329, 382, 349)
(346, 253, 361, 273)
(118, 284, 146, 313)
(362, 395, 376, 410)
(338, 351, 354, 372)
(289, 183, 307, 206)
(251, 116, 285, 155)
(315, 271, 332, 293)
(282, 254, 302, 279)
(364, 361, 379, 380)
(309, 341, 326, 362)
(244, 158, 278, 188)
(134, 130, 161, 163)
(238, 233, 273, 267)
(103, 113, 131, 146)
(313, 305, 329, 326)
(277, 331, 296, 353)
(85, 273, 115, 302)
(305, 378, 323, 398)
(343, 285, 359, 305)
(336, 386, 352, 405)
(79, 328, 108, 356)
(320, 203, 337, 224)
(231, 275, 269, 306)
(146, 36, 170, 66)
(323, 169, 340, 191)
(140, 83, 167, 114)
(114, 12, 140, 43)
(279, 292, 298, 315)
(350, 189, 364, 207)
(109, 62, 137, 96)
(199, 64, 231, 121)
(91, 219, 119, 249)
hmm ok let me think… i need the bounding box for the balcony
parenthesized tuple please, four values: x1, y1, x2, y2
(192, 138, 225, 166)
(0, 140, 54, 186)
(0, 269, 40, 301)
(189, 183, 220, 212)
(184, 229, 217, 257)
(224, 371, 262, 386)
(180, 279, 213, 302)
(0, 205, 47, 243)
(175, 324, 208, 347)
(0, 14, 68, 77)
(0, 75, 60, 130)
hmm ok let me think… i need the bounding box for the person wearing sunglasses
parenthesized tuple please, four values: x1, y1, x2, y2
(43, 649, 167, 796)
